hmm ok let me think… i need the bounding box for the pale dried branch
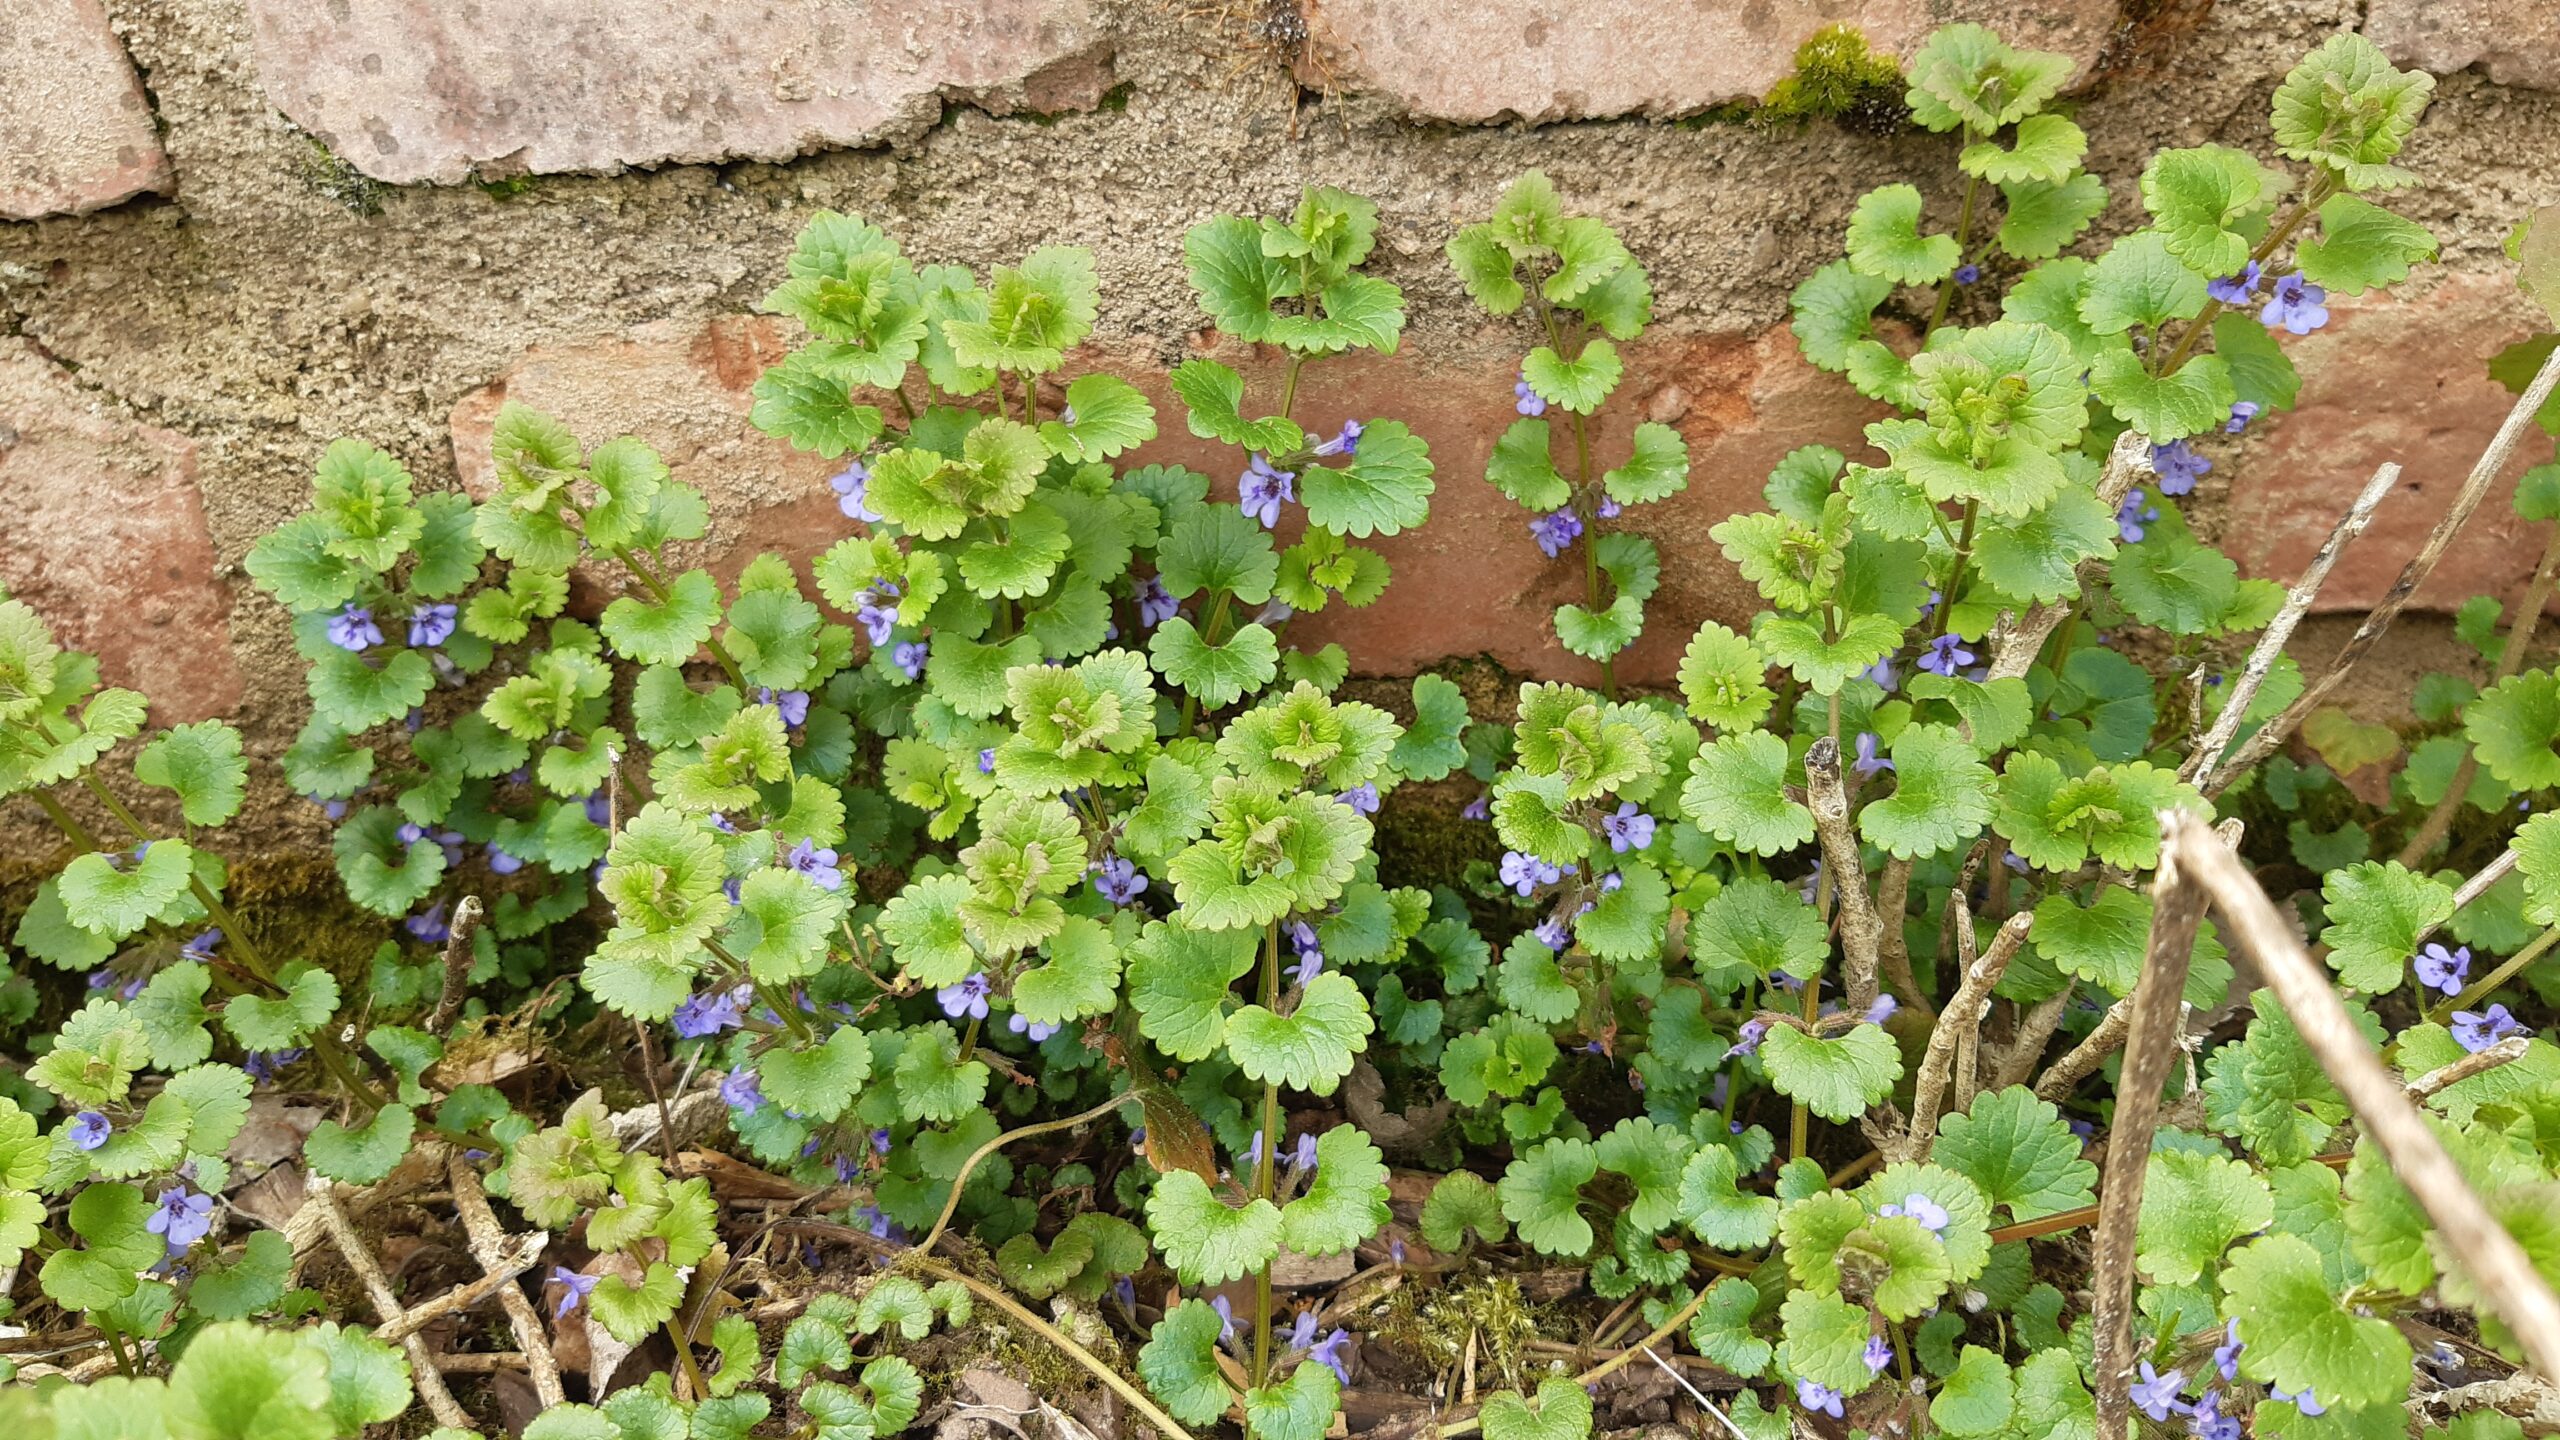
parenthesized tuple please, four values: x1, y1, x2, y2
(2034, 995, 2131, 1103)
(300, 1174, 470, 1428)
(377, 1231, 547, 1343)
(446, 1152, 567, 1407)
(2410, 849, 2520, 954)
(1905, 911, 2031, 1161)
(2209, 341, 2560, 793)
(1804, 736, 1884, 1013)
(1987, 431, 2149, 680)
(2091, 834, 2209, 1440)
(2404, 1033, 2532, 1102)
(1992, 984, 2074, 1093)
(1872, 857, 1933, 1023)
(2168, 811, 2560, 1382)
(2182, 463, 2401, 786)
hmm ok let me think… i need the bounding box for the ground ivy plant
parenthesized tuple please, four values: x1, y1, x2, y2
(5, 22, 2558, 1440)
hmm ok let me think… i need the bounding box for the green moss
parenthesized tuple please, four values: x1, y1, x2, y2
(476, 173, 544, 202)
(1369, 1273, 1546, 1393)
(294, 136, 388, 216)
(1759, 24, 1910, 133)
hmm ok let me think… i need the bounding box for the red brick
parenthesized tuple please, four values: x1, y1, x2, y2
(2370, 0, 2560, 92)
(0, 339, 242, 723)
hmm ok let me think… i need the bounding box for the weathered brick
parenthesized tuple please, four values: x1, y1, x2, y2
(0, 339, 242, 723)
(1293, 0, 2118, 124)
(244, 0, 1114, 187)
(2370, 0, 2560, 92)
(448, 316, 1883, 685)
(0, 0, 171, 219)
(2222, 271, 2550, 615)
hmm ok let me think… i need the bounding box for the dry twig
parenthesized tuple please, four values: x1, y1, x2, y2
(2167, 811, 2560, 1382)
(425, 896, 486, 1033)
(2090, 835, 2209, 1440)
(1987, 432, 2148, 680)
(2404, 1034, 2532, 1102)
(2180, 463, 2400, 786)
(1804, 737, 1885, 1013)
(1904, 912, 2030, 1160)
(446, 1153, 567, 1407)
(300, 1174, 470, 1428)
(2208, 342, 2560, 792)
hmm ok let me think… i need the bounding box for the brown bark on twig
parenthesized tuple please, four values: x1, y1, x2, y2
(1804, 737, 1884, 1014)
(1904, 911, 2030, 1160)
(301, 1174, 471, 1428)
(1986, 431, 2148, 680)
(2090, 834, 2208, 1440)
(426, 895, 486, 1033)
(2167, 812, 2560, 1382)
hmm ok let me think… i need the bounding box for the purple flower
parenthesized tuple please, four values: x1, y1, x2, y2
(2117, 488, 2162, 543)
(854, 594, 900, 647)
(1529, 507, 1583, 559)
(1726, 1018, 1770, 1060)
(2270, 1385, 2324, 1417)
(786, 839, 845, 892)
(1287, 922, 1325, 986)
(1863, 655, 1899, 693)
(551, 1266, 600, 1321)
(327, 605, 384, 653)
(1312, 420, 1364, 458)
(1863, 1334, 1892, 1373)
(1498, 851, 1564, 897)
(2129, 1363, 2187, 1422)
(2188, 1389, 2242, 1440)
(147, 1187, 214, 1254)
(1287, 1131, 1320, 1178)
(1864, 994, 1899, 1026)
(1460, 795, 1490, 821)
(2452, 1004, 2527, 1053)
(2212, 1320, 2243, 1383)
(1513, 371, 1547, 417)
(181, 929, 222, 963)
(1211, 1294, 1240, 1341)
(1953, 263, 1981, 285)
(720, 1066, 765, 1113)
(1877, 1191, 1949, 1232)
(68, 1110, 111, 1152)
(2415, 942, 2472, 998)
(672, 986, 746, 1039)
(1092, 854, 1150, 906)
(405, 901, 451, 944)
(1852, 732, 1893, 778)
(1533, 916, 1571, 951)
(1601, 803, 1656, 854)
(938, 972, 992, 1021)
(407, 603, 459, 649)
(486, 843, 525, 875)
(2261, 272, 2329, 334)
(1917, 634, 1974, 677)
(1008, 1013, 1058, 1043)
(1337, 783, 1380, 814)
(1795, 1379, 1844, 1419)
(761, 688, 812, 728)
(1135, 575, 1180, 628)
(2225, 400, 2261, 434)
(1240, 454, 1297, 528)
(2151, 440, 2211, 496)
(1310, 1326, 1354, 1383)
(831, 461, 882, 523)
(893, 640, 929, 681)
(244, 1048, 304, 1084)
(2206, 261, 2262, 306)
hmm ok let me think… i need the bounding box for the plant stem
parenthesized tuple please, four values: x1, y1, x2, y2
(666, 1319, 709, 1400)
(1928, 501, 1978, 642)
(1921, 170, 1983, 343)
(1280, 354, 1307, 422)
(1792, 973, 1820, 1162)
(914, 1092, 1127, 1256)
(2431, 925, 2560, 1025)
(2156, 176, 2334, 377)
(1252, 919, 1282, 1388)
